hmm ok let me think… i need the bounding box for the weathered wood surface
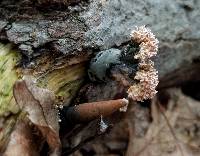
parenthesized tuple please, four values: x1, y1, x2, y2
(0, 0, 200, 89)
(0, 0, 200, 154)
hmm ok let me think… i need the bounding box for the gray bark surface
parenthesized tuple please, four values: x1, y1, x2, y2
(0, 0, 200, 88)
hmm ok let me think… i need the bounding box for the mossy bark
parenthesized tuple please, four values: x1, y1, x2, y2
(0, 43, 88, 151)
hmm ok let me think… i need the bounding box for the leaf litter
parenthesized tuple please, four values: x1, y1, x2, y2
(126, 88, 200, 156)
(70, 88, 200, 156)
(12, 76, 61, 155)
(4, 78, 200, 156)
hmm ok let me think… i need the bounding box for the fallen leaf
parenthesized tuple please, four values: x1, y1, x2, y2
(126, 88, 200, 156)
(13, 76, 61, 155)
(4, 120, 39, 156)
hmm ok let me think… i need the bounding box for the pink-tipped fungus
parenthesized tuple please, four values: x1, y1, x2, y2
(128, 26, 159, 101)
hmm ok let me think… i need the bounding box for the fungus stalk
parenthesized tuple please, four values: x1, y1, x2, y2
(128, 26, 159, 101)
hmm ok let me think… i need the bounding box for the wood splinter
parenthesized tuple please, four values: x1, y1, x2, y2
(65, 98, 129, 124)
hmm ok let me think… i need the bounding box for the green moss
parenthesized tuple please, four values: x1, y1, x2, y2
(0, 42, 87, 111)
(0, 43, 87, 149)
(0, 43, 21, 116)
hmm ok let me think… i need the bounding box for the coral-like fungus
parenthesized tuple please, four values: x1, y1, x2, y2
(130, 26, 158, 61)
(128, 26, 159, 101)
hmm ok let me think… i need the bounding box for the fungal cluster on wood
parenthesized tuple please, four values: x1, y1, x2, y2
(67, 26, 159, 124)
(127, 26, 159, 101)
(58, 26, 159, 154)
(62, 26, 159, 129)
(2, 26, 159, 155)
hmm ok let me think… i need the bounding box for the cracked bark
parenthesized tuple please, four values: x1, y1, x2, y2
(1, 0, 199, 88)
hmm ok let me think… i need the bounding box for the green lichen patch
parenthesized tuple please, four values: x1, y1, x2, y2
(0, 43, 21, 116)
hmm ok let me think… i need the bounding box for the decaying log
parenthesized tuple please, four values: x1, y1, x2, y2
(0, 0, 199, 87)
(0, 0, 200, 154)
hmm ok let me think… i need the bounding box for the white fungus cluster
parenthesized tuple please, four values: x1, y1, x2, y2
(131, 26, 159, 61)
(128, 26, 159, 101)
